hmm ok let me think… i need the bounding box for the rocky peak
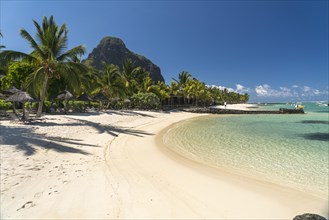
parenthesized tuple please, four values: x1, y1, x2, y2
(84, 36, 164, 83)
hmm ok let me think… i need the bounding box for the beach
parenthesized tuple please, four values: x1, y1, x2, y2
(1, 109, 328, 219)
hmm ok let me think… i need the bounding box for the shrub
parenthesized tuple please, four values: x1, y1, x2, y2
(69, 101, 85, 112)
(131, 92, 160, 109)
(0, 100, 12, 110)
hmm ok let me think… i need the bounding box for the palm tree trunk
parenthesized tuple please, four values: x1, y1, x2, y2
(36, 75, 48, 117)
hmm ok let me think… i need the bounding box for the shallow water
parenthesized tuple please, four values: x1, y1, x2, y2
(164, 103, 329, 198)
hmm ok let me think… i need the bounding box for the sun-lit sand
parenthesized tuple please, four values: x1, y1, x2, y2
(1, 106, 328, 219)
(213, 103, 258, 110)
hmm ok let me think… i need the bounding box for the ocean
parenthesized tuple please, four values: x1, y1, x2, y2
(163, 102, 329, 199)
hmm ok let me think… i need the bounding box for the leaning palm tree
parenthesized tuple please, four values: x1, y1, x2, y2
(0, 16, 87, 117)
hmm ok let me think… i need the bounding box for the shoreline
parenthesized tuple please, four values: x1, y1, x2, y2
(106, 112, 328, 218)
(1, 108, 328, 219)
(161, 115, 328, 200)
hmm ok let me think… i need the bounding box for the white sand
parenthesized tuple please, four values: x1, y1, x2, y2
(1, 109, 328, 219)
(213, 103, 258, 110)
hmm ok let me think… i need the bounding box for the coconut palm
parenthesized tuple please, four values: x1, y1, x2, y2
(121, 59, 141, 96)
(151, 81, 169, 105)
(0, 16, 87, 117)
(172, 71, 192, 86)
(98, 63, 126, 100)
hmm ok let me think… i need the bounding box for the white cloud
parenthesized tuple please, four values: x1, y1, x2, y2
(255, 84, 292, 97)
(303, 86, 311, 92)
(255, 84, 271, 96)
(207, 85, 235, 92)
(236, 84, 250, 93)
(254, 84, 327, 101)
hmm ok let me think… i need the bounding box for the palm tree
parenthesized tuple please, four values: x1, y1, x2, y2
(172, 71, 192, 86)
(98, 63, 126, 100)
(150, 81, 169, 105)
(121, 59, 141, 96)
(0, 16, 87, 117)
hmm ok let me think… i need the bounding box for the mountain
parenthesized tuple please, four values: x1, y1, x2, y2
(83, 36, 164, 83)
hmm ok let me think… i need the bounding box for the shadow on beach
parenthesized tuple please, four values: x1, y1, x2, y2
(53, 109, 165, 118)
(33, 117, 154, 138)
(1, 113, 154, 156)
(0, 126, 93, 156)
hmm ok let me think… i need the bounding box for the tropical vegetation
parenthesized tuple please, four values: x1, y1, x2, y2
(0, 16, 249, 113)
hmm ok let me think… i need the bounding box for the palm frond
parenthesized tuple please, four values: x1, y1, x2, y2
(25, 66, 45, 97)
(57, 45, 86, 61)
(20, 29, 44, 57)
(0, 50, 36, 63)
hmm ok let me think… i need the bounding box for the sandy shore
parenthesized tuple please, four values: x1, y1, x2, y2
(1, 108, 328, 219)
(213, 103, 258, 110)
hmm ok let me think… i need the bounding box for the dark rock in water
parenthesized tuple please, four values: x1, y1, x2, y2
(293, 213, 327, 220)
(182, 107, 304, 115)
(84, 36, 164, 83)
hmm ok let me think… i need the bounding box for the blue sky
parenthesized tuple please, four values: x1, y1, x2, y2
(0, 0, 328, 102)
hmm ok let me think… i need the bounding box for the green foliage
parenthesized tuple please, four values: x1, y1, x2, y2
(0, 100, 12, 110)
(90, 102, 100, 109)
(0, 16, 88, 117)
(131, 92, 160, 109)
(68, 101, 85, 112)
(0, 62, 35, 90)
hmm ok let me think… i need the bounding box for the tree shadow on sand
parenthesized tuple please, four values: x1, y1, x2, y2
(1, 113, 154, 156)
(0, 126, 95, 156)
(65, 110, 168, 118)
(35, 117, 154, 137)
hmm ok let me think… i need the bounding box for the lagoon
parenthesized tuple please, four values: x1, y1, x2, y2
(164, 103, 329, 199)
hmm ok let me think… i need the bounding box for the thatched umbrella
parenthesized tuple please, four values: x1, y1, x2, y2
(124, 98, 131, 109)
(57, 90, 74, 114)
(76, 93, 93, 112)
(6, 91, 35, 121)
(93, 92, 107, 101)
(93, 92, 108, 111)
(77, 93, 93, 102)
(1, 87, 22, 113)
(57, 90, 74, 100)
(1, 86, 21, 95)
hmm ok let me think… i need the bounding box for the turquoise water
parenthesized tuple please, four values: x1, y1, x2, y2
(164, 103, 329, 198)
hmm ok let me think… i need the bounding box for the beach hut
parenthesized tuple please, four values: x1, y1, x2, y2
(56, 90, 74, 114)
(6, 91, 35, 121)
